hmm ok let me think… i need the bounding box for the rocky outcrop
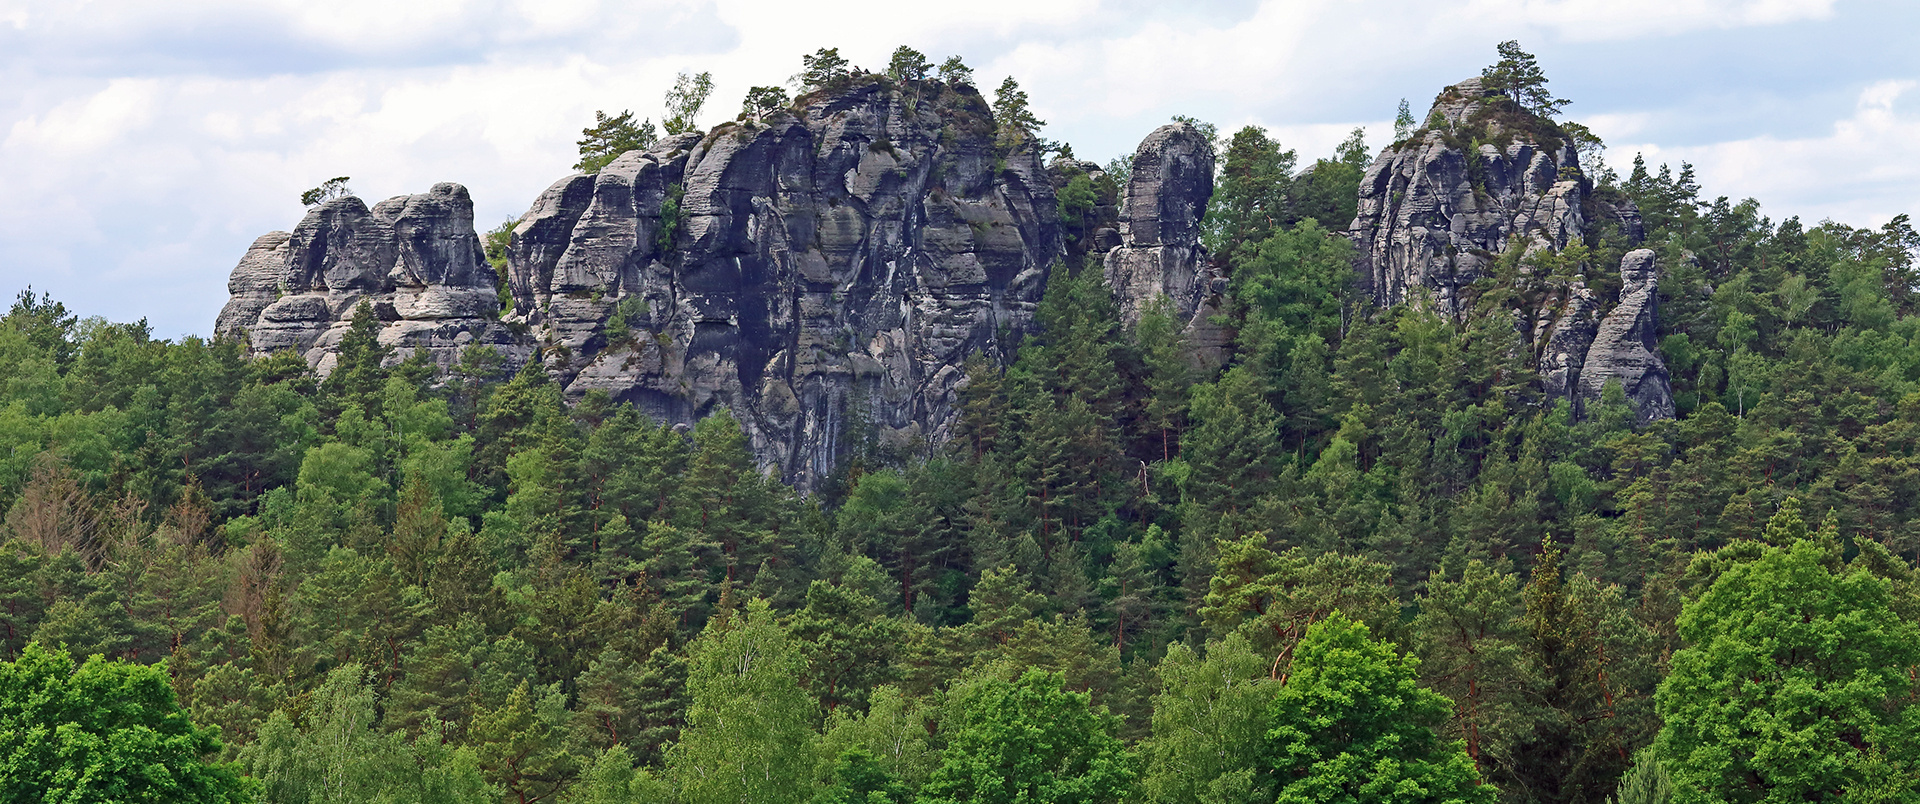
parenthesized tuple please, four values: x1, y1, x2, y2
(506, 76, 1062, 489)
(1350, 77, 1668, 421)
(214, 232, 292, 338)
(1580, 249, 1674, 422)
(215, 183, 532, 373)
(1102, 123, 1225, 365)
(1351, 77, 1590, 317)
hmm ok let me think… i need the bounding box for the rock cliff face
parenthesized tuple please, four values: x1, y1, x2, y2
(1352, 78, 1588, 317)
(1102, 123, 1226, 366)
(1349, 77, 1672, 420)
(1581, 249, 1674, 422)
(506, 77, 1062, 489)
(214, 183, 531, 373)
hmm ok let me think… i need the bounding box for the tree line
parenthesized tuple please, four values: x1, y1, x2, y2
(7, 41, 1920, 804)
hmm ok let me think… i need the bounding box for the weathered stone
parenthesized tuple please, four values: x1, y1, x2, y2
(1580, 249, 1675, 422)
(1352, 78, 1589, 317)
(504, 77, 1062, 490)
(1351, 78, 1667, 422)
(217, 183, 532, 372)
(1103, 124, 1217, 326)
(1101, 123, 1225, 367)
(214, 231, 293, 340)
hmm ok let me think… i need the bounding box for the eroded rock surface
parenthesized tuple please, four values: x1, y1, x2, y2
(1580, 249, 1675, 422)
(1102, 123, 1224, 366)
(1349, 77, 1667, 420)
(507, 77, 1062, 489)
(1351, 78, 1589, 317)
(216, 183, 531, 373)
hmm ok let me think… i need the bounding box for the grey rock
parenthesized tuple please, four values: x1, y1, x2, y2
(214, 231, 293, 340)
(1351, 78, 1587, 318)
(1350, 78, 1668, 422)
(1101, 123, 1224, 366)
(218, 183, 532, 372)
(1580, 249, 1674, 422)
(505, 77, 1062, 490)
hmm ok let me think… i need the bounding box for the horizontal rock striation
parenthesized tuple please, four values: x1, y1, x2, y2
(505, 76, 1063, 489)
(1349, 77, 1670, 421)
(1581, 249, 1674, 423)
(215, 183, 531, 374)
(1102, 122, 1227, 367)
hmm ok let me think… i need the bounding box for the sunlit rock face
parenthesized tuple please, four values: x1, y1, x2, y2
(215, 183, 532, 376)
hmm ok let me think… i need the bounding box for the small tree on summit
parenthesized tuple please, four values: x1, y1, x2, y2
(575, 110, 658, 173)
(1482, 40, 1568, 119)
(938, 55, 974, 86)
(795, 47, 852, 92)
(741, 85, 790, 118)
(300, 176, 352, 206)
(662, 71, 715, 135)
(886, 46, 930, 82)
(992, 76, 1046, 150)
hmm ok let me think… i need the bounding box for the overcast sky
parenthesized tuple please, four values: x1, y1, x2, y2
(2, 0, 1916, 337)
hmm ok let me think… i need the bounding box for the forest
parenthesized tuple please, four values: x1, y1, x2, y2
(6, 44, 1920, 804)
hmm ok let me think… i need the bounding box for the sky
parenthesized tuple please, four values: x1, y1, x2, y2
(1, 0, 1916, 338)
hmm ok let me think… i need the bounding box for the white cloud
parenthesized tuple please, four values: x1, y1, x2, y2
(0, 0, 1902, 335)
(1610, 80, 1920, 227)
(1465, 0, 1835, 40)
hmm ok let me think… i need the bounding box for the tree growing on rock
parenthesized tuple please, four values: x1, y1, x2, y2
(663, 71, 715, 135)
(796, 48, 852, 93)
(300, 177, 352, 207)
(575, 110, 657, 173)
(1482, 40, 1568, 119)
(886, 46, 930, 81)
(938, 56, 974, 86)
(741, 85, 789, 117)
(992, 77, 1046, 150)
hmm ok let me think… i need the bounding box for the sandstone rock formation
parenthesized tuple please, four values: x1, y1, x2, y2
(1349, 77, 1670, 420)
(1351, 77, 1588, 317)
(1101, 122, 1225, 365)
(505, 76, 1062, 489)
(1580, 249, 1675, 422)
(215, 183, 531, 373)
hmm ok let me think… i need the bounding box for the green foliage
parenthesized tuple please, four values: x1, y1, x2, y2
(743, 85, 791, 117)
(919, 668, 1134, 804)
(886, 46, 931, 81)
(991, 77, 1045, 150)
(575, 110, 658, 173)
(1656, 536, 1920, 802)
(1202, 125, 1297, 268)
(1141, 635, 1278, 804)
(663, 71, 715, 135)
(670, 599, 815, 804)
(300, 177, 352, 207)
(1481, 40, 1568, 119)
(797, 48, 853, 92)
(937, 56, 973, 86)
(0, 643, 253, 803)
(1266, 614, 1494, 804)
(657, 183, 685, 253)
(1395, 99, 1416, 140)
